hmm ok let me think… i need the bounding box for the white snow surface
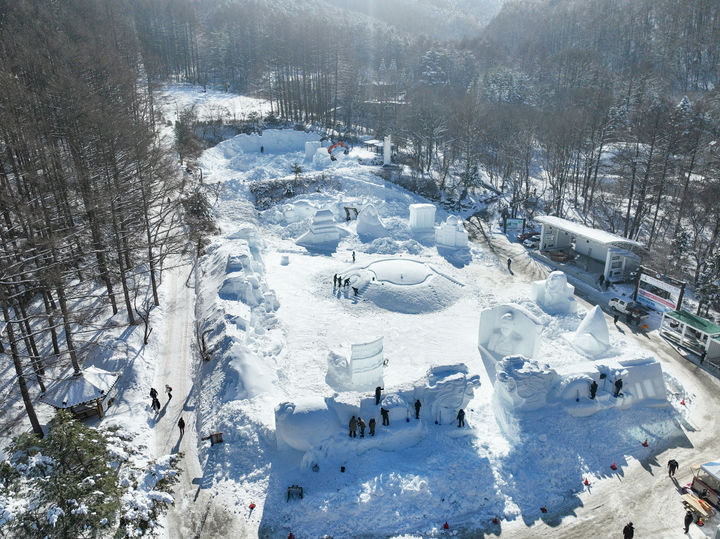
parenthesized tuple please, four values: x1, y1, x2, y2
(185, 119, 700, 538)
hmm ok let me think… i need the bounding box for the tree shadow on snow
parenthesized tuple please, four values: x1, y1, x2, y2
(257, 423, 506, 538)
(494, 402, 693, 527)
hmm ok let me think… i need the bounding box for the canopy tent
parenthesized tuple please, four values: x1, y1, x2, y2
(40, 366, 119, 418)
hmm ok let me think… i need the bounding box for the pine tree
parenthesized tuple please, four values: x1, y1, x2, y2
(670, 229, 692, 276)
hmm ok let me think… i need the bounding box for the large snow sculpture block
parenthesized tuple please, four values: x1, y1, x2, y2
(495, 355, 560, 412)
(409, 204, 436, 232)
(275, 398, 340, 452)
(478, 304, 542, 382)
(350, 337, 384, 390)
(356, 204, 387, 239)
(572, 305, 610, 357)
(435, 215, 468, 249)
(283, 200, 317, 224)
(531, 271, 577, 314)
(296, 208, 340, 246)
(304, 140, 321, 161)
(421, 364, 481, 425)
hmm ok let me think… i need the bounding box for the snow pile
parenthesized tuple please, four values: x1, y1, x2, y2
(572, 305, 611, 357)
(435, 215, 468, 249)
(531, 271, 578, 314)
(356, 203, 388, 240)
(304, 140, 321, 161)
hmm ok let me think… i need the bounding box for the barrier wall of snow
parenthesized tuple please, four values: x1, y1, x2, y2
(435, 215, 469, 249)
(478, 304, 542, 382)
(296, 208, 341, 246)
(350, 337, 385, 390)
(531, 271, 578, 314)
(572, 305, 611, 357)
(356, 204, 387, 239)
(409, 203, 436, 232)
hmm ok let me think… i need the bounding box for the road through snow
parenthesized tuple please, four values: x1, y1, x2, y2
(152, 260, 248, 538)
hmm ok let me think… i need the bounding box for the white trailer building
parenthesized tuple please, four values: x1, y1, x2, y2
(536, 216, 644, 283)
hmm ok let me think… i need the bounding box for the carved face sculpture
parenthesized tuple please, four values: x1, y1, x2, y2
(545, 272, 568, 300)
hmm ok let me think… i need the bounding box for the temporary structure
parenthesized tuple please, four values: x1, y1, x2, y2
(40, 366, 119, 419)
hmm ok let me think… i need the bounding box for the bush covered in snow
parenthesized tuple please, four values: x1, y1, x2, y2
(0, 411, 180, 538)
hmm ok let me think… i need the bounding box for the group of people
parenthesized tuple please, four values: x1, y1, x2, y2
(348, 415, 375, 437)
(149, 385, 185, 436)
(333, 274, 351, 288)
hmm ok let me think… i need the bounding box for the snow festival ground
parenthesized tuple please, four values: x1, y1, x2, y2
(11, 85, 712, 539)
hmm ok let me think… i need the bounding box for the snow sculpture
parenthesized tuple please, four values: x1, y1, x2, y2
(531, 271, 578, 314)
(275, 398, 340, 452)
(572, 305, 610, 357)
(349, 337, 384, 390)
(304, 140, 321, 161)
(435, 215, 468, 249)
(296, 208, 340, 246)
(408, 203, 436, 233)
(356, 204, 387, 239)
(280, 254, 289, 265)
(478, 304, 542, 382)
(383, 135, 392, 166)
(419, 364, 481, 425)
(283, 200, 316, 224)
(494, 356, 559, 412)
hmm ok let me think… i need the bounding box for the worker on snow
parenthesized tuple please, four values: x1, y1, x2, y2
(375, 386, 383, 405)
(668, 459, 679, 477)
(369, 417, 376, 436)
(178, 417, 185, 436)
(589, 380, 598, 400)
(349, 416, 357, 438)
(622, 522, 634, 539)
(380, 407, 389, 426)
(414, 399, 421, 419)
(614, 378, 623, 397)
(358, 417, 366, 438)
(456, 409, 465, 428)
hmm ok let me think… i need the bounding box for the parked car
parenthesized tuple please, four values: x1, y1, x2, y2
(518, 230, 540, 242)
(523, 236, 540, 249)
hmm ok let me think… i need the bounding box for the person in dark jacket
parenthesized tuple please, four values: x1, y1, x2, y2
(507, 258, 512, 272)
(457, 409, 465, 427)
(349, 416, 357, 437)
(369, 417, 376, 436)
(375, 386, 383, 405)
(358, 417, 366, 438)
(623, 521, 634, 539)
(684, 510, 693, 533)
(178, 417, 185, 435)
(614, 378, 623, 397)
(589, 380, 598, 399)
(333, 274, 338, 287)
(668, 459, 679, 477)
(380, 407, 389, 426)
(152, 397, 161, 413)
(150, 387, 158, 400)
(414, 399, 421, 419)
(165, 384, 173, 402)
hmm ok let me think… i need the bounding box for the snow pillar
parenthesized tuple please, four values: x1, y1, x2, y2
(383, 135, 391, 166)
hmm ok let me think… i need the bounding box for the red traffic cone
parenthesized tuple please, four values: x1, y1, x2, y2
(443, 521, 449, 529)
(584, 478, 589, 486)
(540, 506, 548, 513)
(680, 398, 685, 405)
(493, 516, 499, 525)
(610, 462, 617, 470)
(249, 503, 256, 510)
(642, 439, 648, 447)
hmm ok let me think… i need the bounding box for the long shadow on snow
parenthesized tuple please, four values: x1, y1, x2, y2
(258, 422, 505, 538)
(494, 401, 691, 527)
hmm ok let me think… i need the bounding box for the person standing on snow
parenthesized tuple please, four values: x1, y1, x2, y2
(150, 387, 158, 400)
(369, 417, 376, 436)
(589, 380, 598, 399)
(622, 521, 634, 539)
(358, 417, 366, 438)
(414, 399, 422, 419)
(178, 417, 185, 436)
(507, 258, 512, 272)
(165, 384, 173, 402)
(352, 251, 356, 263)
(684, 510, 693, 533)
(380, 407, 389, 426)
(614, 378, 623, 397)
(456, 409, 465, 427)
(349, 416, 357, 438)
(668, 459, 679, 477)
(375, 386, 383, 405)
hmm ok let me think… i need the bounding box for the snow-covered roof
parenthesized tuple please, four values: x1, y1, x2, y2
(701, 462, 720, 481)
(536, 216, 645, 250)
(40, 366, 119, 408)
(665, 310, 720, 336)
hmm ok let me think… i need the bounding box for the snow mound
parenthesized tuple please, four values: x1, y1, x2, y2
(572, 305, 610, 357)
(356, 203, 388, 240)
(531, 271, 578, 314)
(341, 258, 462, 313)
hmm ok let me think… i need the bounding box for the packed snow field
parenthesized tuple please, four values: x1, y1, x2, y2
(177, 93, 703, 536)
